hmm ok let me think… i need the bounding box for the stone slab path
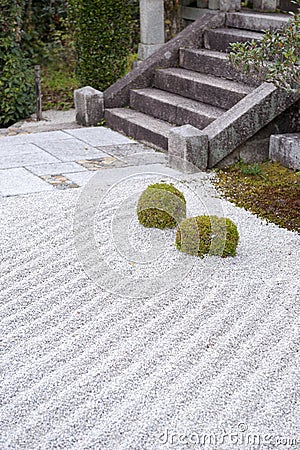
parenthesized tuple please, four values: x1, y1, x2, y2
(0, 126, 163, 196)
(0, 122, 299, 450)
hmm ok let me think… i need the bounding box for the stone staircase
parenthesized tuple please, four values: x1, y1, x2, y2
(105, 10, 296, 167)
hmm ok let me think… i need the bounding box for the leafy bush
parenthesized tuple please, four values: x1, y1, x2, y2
(137, 183, 186, 229)
(229, 1, 300, 92)
(68, 0, 133, 90)
(0, 1, 35, 126)
(176, 215, 239, 257)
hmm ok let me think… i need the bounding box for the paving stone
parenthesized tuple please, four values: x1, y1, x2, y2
(35, 138, 110, 162)
(0, 130, 73, 145)
(62, 171, 95, 187)
(0, 143, 60, 169)
(97, 143, 155, 158)
(0, 168, 53, 196)
(25, 161, 87, 176)
(64, 127, 135, 146)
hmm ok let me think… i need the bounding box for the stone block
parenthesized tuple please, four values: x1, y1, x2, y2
(168, 125, 209, 172)
(220, 0, 241, 10)
(253, 0, 278, 11)
(204, 28, 262, 53)
(74, 86, 104, 127)
(226, 11, 290, 31)
(138, 43, 164, 61)
(155, 67, 250, 110)
(181, 6, 216, 20)
(140, 0, 164, 45)
(179, 48, 259, 87)
(197, 0, 209, 8)
(209, 0, 220, 9)
(269, 134, 300, 171)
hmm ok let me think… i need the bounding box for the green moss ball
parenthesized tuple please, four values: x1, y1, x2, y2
(175, 215, 239, 257)
(137, 183, 186, 229)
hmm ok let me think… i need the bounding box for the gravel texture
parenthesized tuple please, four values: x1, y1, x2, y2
(0, 169, 299, 450)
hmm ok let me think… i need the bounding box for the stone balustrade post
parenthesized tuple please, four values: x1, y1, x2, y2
(138, 0, 165, 61)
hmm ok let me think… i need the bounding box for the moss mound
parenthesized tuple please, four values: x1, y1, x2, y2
(176, 215, 239, 257)
(137, 183, 186, 229)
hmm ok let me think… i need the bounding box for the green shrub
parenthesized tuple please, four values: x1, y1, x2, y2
(22, 0, 70, 64)
(176, 215, 239, 257)
(137, 183, 186, 229)
(68, 0, 133, 90)
(0, 1, 35, 126)
(229, 0, 300, 92)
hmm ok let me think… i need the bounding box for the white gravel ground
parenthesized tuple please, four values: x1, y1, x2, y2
(0, 170, 299, 450)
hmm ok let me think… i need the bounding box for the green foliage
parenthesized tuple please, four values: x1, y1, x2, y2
(68, 0, 134, 90)
(41, 60, 79, 110)
(22, 0, 70, 64)
(0, 1, 35, 126)
(137, 183, 186, 229)
(176, 216, 239, 257)
(229, 1, 300, 92)
(239, 162, 262, 176)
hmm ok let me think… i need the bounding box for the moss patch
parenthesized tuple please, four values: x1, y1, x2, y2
(214, 161, 300, 233)
(176, 215, 239, 257)
(137, 182, 186, 229)
(41, 61, 79, 111)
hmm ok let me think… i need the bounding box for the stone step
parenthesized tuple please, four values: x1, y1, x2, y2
(179, 48, 259, 86)
(130, 88, 224, 129)
(105, 108, 173, 151)
(181, 6, 216, 21)
(226, 11, 291, 32)
(204, 27, 263, 52)
(154, 67, 253, 110)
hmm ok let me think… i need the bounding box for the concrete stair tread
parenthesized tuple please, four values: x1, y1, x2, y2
(230, 10, 291, 20)
(210, 27, 264, 39)
(156, 68, 254, 95)
(180, 47, 228, 61)
(131, 88, 225, 118)
(106, 108, 172, 135)
(105, 108, 173, 150)
(204, 27, 263, 52)
(227, 10, 291, 32)
(179, 47, 260, 87)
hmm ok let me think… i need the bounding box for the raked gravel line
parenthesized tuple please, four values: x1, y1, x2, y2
(0, 170, 299, 450)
